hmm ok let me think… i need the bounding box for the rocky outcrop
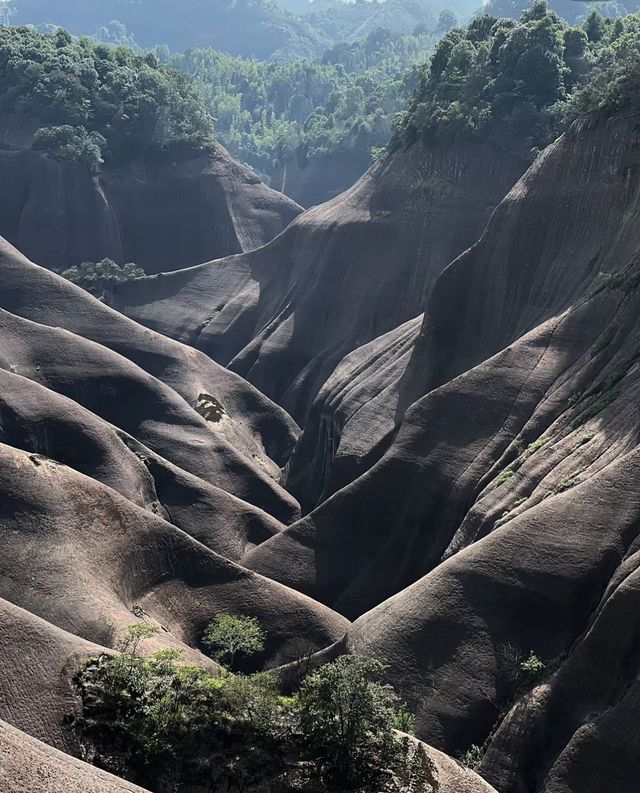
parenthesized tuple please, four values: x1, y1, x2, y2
(0, 117, 300, 273)
(0, 718, 149, 793)
(114, 139, 525, 432)
(244, 111, 640, 790)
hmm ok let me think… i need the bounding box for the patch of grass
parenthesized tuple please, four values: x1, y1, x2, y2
(460, 743, 485, 771)
(519, 652, 545, 684)
(552, 472, 581, 494)
(494, 469, 514, 488)
(527, 436, 550, 453)
(579, 432, 595, 446)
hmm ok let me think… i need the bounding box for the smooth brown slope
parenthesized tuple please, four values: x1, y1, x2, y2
(0, 719, 149, 793)
(0, 366, 283, 560)
(0, 236, 300, 523)
(245, 111, 640, 791)
(113, 139, 525, 429)
(0, 442, 348, 670)
(0, 116, 301, 273)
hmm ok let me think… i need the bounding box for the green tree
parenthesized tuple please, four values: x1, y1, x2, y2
(202, 613, 266, 670)
(585, 10, 606, 42)
(32, 125, 106, 173)
(298, 655, 405, 790)
(59, 258, 144, 298)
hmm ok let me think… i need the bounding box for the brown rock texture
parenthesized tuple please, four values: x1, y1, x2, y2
(245, 111, 640, 789)
(113, 139, 525, 432)
(0, 719, 150, 793)
(5, 99, 640, 793)
(0, 240, 349, 756)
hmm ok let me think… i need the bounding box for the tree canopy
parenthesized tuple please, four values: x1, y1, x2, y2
(0, 26, 214, 165)
(161, 27, 432, 179)
(392, 3, 640, 158)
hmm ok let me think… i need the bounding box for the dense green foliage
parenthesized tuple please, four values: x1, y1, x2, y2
(298, 656, 407, 789)
(74, 621, 416, 792)
(59, 258, 144, 298)
(392, 2, 640, 158)
(566, 12, 640, 117)
(32, 125, 106, 172)
(160, 27, 432, 179)
(0, 26, 213, 165)
(202, 614, 266, 670)
(486, 0, 640, 25)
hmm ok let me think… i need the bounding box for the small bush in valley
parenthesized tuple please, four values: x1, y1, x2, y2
(519, 652, 546, 683)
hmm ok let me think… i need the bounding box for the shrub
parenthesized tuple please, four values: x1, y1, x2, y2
(202, 613, 266, 670)
(32, 125, 106, 173)
(59, 258, 144, 298)
(298, 656, 405, 790)
(519, 652, 546, 683)
(495, 468, 514, 487)
(74, 642, 418, 792)
(461, 743, 485, 770)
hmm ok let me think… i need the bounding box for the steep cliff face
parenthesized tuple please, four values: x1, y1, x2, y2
(245, 111, 640, 790)
(269, 147, 373, 208)
(0, 120, 300, 273)
(114, 139, 525, 427)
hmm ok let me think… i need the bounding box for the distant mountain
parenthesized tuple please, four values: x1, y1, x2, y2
(11, 0, 463, 60)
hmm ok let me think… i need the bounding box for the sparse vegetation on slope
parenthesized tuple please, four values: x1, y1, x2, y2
(59, 258, 144, 298)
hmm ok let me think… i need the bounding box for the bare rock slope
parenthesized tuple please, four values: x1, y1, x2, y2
(0, 719, 149, 793)
(0, 242, 349, 758)
(113, 139, 525, 429)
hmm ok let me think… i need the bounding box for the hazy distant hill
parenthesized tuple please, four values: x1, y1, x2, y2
(11, 0, 458, 60)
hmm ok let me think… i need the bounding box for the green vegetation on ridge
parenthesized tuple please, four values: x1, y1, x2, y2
(393, 3, 640, 158)
(157, 26, 434, 179)
(0, 26, 213, 165)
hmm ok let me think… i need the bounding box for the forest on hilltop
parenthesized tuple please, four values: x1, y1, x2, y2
(394, 3, 640, 158)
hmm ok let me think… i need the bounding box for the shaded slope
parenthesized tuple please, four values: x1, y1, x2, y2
(285, 315, 423, 508)
(0, 367, 283, 560)
(0, 718, 149, 793)
(0, 236, 299, 518)
(0, 597, 104, 752)
(243, 110, 640, 789)
(113, 139, 525, 426)
(0, 120, 301, 273)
